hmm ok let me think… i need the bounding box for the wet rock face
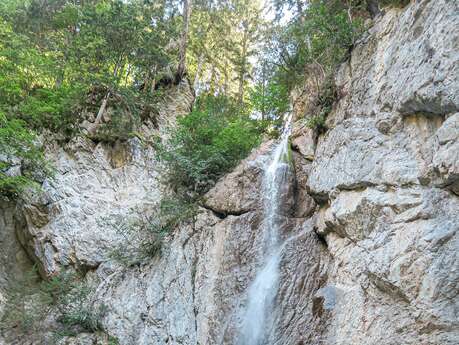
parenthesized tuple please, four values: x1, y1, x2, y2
(1, 1, 458, 344)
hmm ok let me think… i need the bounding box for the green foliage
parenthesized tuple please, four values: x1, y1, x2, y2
(309, 75, 337, 130)
(249, 81, 289, 120)
(17, 85, 85, 133)
(155, 197, 198, 235)
(306, 114, 327, 133)
(108, 198, 197, 264)
(1, 268, 105, 341)
(155, 95, 262, 196)
(278, 0, 364, 89)
(261, 0, 365, 94)
(0, 113, 50, 200)
(108, 336, 121, 345)
(0, 13, 79, 133)
(58, 304, 106, 334)
(259, 0, 366, 132)
(107, 214, 164, 265)
(188, 0, 263, 99)
(0, 0, 180, 136)
(317, 77, 337, 110)
(304, 76, 335, 133)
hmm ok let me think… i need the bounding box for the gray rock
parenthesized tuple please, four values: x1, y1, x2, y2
(303, 1, 459, 343)
(203, 141, 272, 215)
(291, 122, 316, 160)
(431, 113, 459, 194)
(308, 117, 421, 196)
(333, 0, 459, 123)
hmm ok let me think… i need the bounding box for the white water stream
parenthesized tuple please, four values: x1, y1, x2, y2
(239, 114, 294, 345)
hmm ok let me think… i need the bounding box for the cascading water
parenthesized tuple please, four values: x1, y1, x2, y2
(238, 114, 294, 345)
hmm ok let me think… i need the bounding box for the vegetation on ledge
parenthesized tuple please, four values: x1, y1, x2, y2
(1, 268, 108, 344)
(155, 95, 263, 197)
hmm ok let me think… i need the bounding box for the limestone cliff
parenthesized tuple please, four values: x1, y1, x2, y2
(1, 1, 458, 344)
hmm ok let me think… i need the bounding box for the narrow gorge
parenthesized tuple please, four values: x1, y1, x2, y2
(0, 0, 458, 344)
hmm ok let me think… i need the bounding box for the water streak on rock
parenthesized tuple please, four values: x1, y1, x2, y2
(239, 113, 293, 345)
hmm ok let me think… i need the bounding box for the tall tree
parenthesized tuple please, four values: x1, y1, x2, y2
(230, 0, 262, 103)
(177, 0, 193, 82)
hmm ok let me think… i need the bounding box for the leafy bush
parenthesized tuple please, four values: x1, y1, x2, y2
(17, 85, 85, 134)
(108, 198, 197, 264)
(155, 95, 262, 196)
(306, 114, 327, 133)
(249, 81, 289, 121)
(108, 336, 121, 345)
(1, 268, 105, 342)
(0, 113, 50, 200)
(58, 304, 106, 334)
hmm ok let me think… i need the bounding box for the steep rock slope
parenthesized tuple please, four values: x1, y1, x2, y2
(294, 0, 459, 344)
(0, 82, 195, 344)
(0, 1, 458, 344)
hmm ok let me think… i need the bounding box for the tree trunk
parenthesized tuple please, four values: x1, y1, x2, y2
(223, 58, 229, 96)
(150, 65, 157, 95)
(193, 53, 205, 92)
(238, 29, 248, 104)
(89, 61, 121, 135)
(95, 92, 110, 125)
(261, 62, 267, 121)
(88, 91, 111, 135)
(177, 0, 192, 83)
(209, 64, 216, 94)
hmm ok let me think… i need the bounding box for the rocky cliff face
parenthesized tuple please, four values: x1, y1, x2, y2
(1, 1, 458, 344)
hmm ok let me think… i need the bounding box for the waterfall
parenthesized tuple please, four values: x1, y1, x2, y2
(238, 114, 293, 345)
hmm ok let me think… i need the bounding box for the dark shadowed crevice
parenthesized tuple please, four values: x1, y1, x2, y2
(315, 232, 328, 248)
(308, 191, 330, 206)
(199, 203, 254, 220)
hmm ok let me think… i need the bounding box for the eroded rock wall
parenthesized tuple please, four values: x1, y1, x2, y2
(293, 0, 459, 344)
(0, 1, 457, 344)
